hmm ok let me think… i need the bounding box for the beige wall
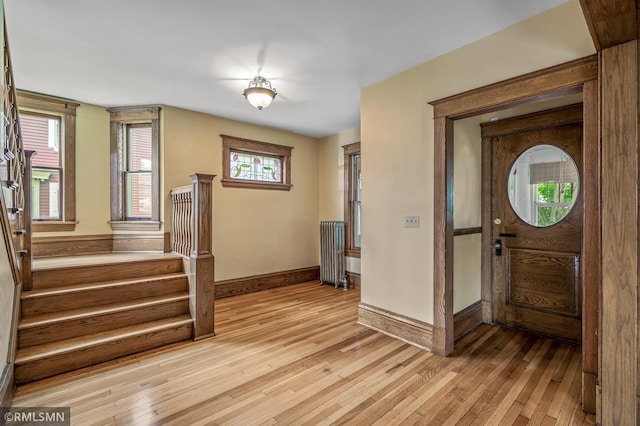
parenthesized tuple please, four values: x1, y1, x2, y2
(360, 0, 595, 324)
(36, 101, 321, 282)
(453, 117, 482, 313)
(163, 106, 320, 281)
(74, 104, 112, 235)
(318, 128, 361, 273)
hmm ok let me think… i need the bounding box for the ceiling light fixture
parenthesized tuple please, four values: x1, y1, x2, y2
(243, 76, 277, 110)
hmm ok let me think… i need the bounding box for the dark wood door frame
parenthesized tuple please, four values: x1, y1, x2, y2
(429, 55, 599, 412)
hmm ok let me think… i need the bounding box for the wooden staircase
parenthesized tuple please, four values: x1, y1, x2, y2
(14, 254, 193, 384)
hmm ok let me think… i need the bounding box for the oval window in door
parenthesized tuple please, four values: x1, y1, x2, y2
(507, 144, 580, 227)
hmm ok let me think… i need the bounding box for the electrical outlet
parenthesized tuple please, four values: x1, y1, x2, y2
(404, 215, 420, 228)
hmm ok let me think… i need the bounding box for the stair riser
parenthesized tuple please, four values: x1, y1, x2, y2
(32, 258, 184, 289)
(22, 277, 188, 317)
(19, 299, 190, 348)
(15, 321, 193, 384)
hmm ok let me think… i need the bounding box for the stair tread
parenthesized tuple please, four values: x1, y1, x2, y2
(16, 315, 193, 364)
(21, 272, 187, 299)
(19, 293, 190, 329)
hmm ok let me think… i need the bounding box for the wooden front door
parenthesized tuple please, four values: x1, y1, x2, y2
(488, 108, 583, 343)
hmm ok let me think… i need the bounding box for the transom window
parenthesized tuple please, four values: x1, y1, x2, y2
(221, 135, 292, 191)
(230, 151, 282, 183)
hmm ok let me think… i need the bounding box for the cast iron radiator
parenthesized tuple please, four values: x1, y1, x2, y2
(319, 221, 347, 290)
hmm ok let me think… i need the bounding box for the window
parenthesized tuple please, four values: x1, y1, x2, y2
(17, 91, 78, 232)
(221, 135, 292, 191)
(343, 142, 361, 257)
(108, 106, 160, 230)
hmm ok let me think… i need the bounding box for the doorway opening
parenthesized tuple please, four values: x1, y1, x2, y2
(429, 55, 599, 412)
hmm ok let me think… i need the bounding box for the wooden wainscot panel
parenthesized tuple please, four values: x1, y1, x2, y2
(32, 233, 171, 258)
(358, 303, 433, 351)
(32, 234, 113, 258)
(112, 233, 171, 253)
(453, 301, 482, 340)
(214, 266, 320, 299)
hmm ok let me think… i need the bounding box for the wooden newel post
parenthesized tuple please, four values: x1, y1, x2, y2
(190, 173, 215, 340)
(22, 150, 36, 291)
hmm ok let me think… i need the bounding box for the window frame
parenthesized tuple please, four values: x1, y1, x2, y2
(108, 106, 161, 231)
(220, 134, 292, 191)
(343, 142, 361, 258)
(17, 91, 78, 232)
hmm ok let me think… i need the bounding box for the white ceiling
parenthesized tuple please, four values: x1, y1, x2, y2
(4, 0, 568, 138)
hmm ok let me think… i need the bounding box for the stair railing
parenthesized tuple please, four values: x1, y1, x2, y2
(170, 173, 216, 340)
(0, 22, 31, 289)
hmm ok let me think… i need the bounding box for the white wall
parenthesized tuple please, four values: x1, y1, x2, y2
(360, 0, 595, 324)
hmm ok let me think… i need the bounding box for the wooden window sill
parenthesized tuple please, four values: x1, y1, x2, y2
(33, 221, 78, 232)
(220, 179, 292, 191)
(109, 220, 162, 231)
(346, 249, 361, 258)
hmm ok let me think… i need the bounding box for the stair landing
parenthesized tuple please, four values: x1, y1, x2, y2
(18, 252, 193, 384)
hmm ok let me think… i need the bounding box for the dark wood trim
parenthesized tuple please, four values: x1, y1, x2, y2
(357, 303, 433, 351)
(600, 40, 638, 425)
(112, 233, 171, 253)
(215, 266, 320, 299)
(432, 116, 454, 356)
(188, 173, 216, 340)
(2, 282, 22, 407)
(109, 106, 161, 228)
(17, 90, 78, 228)
(431, 56, 599, 363)
(581, 79, 599, 414)
(453, 227, 482, 236)
(579, 0, 637, 51)
(430, 55, 598, 120)
(220, 135, 293, 191)
(32, 233, 170, 258)
(480, 103, 584, 137)
(219, 179, 292, 191)
(346, 271, 361, 290)
(32, 234, 113, 258)
(343, 142, 361, 258)
(454, 301, 482, 340)
(0, 363, 14, 408)
(22, 151, 35, 290)
(108, 221, 162, 231)
(481, 134, 493, 324)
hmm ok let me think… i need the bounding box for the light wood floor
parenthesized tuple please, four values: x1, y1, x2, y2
(12, 281, 596, 425)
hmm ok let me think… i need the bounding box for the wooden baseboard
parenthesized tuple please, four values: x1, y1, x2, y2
(347, 271, 361, 289)
(454, 301, 482, 340)
(214, 266, 320, 299)
(0, 282, 21, 407)
(357, 303, 433, 351)
(0, 363, 14, 407)
(582, 371, 597, 414)
(32, 233, 170, 258)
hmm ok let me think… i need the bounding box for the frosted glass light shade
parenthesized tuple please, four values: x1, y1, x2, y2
(244, 87, 276, 110)
(243, 76, 277, 110)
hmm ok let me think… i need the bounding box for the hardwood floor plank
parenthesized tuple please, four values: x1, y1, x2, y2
(10, 282, 595, 425)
